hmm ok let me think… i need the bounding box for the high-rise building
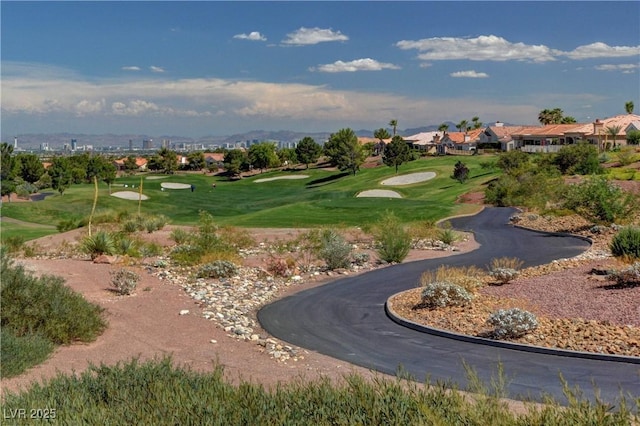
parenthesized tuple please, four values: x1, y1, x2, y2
(71, 139, 78, 151)
(129, 139, 133, 151)
(142, 139, 153, 149)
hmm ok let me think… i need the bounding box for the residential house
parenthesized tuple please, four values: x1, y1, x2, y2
(564, 114, 640, 150)
(511, 124, 582, 153)
(479, 122, 527, 151)
(438, 129, 483, 154)
(403, 131, 444, 154)
(357, 136, 391, 156)
(204, 153, 225, 169)
(113, 157, 148, 171)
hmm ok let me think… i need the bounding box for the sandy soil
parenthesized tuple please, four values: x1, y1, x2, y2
(381, 172, 436, 186)
(1, 227, 479, 397)
(356, 189, 402, 198)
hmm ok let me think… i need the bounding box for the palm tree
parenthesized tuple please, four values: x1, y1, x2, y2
(605, 125, 622, 150)
(389, 119, 398, 136)
(438, 123, 449, 135)
(471, 116, 482, 129)
(456, 120, 468, 133)
(625, 101, 634, 114)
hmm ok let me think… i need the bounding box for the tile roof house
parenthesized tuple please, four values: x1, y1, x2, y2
(113, 157, 148, 171)
(403, 131, 444, 154)
(479, 122, 527, 151)
(438, 129, 484, 154)
(512, 114, 640, 152)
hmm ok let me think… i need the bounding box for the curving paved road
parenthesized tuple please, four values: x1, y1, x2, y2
(259, 207, 640, 405)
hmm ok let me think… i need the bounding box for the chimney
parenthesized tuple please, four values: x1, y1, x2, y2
(593, 118, 603, 135)
(464, 134, 471, 142)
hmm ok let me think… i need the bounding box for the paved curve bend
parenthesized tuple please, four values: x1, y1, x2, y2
(258, 207, 640, 405)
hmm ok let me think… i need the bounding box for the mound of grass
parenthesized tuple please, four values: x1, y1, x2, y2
(0, 251, 106, 377)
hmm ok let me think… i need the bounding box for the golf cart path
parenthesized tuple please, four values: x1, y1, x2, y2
(259, 207, 640, 405)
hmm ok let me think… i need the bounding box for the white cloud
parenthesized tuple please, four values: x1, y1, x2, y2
(233, 31, 266, 41)
(564, 42, 640, 60)
(397, 35, 559, 62)
(1, 61, 541, 134)
(310, 58, 400, 73)
(282, 27, 348, 45)
(149, 66, 165, 73)
(122, 66, 141, 71)
(594, 63, 638, 72)
(450, 70, 489, 78)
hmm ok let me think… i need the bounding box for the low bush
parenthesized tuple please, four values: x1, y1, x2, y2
(610, 226, 640, 261)
(3, 235, 25, 254)
(170, 228, 192, 245)
(488, 257, 524, 285)
(80, 231, 116, 260)
(57, 218, 80, 233)
(562, 176, 638, 224)
(420, 282, 473, 309)
(196, 260, 239, 279)
(265, 256, 295, 278)
(352, 251, 370, 266)
(607, 262, 640, 287)
(1, 328, 54, 378)
(318, 228, 352, 270)
(420, 265, 486, 293)
(372, 211, 411, 263)
(0, 251, 106, 346)
(487, 308, 538, 339)
(437, 228, 458, 245)
(110, 269, 140, 295)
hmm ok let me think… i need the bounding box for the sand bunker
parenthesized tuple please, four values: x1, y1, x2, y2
(356, 190, 402, 198)
(111, 191, 149, 201)
(161, 182, 192, 189)
(381, 172, 436, 186)
(254, 175, 309, 183)
(146, 176, 169, 180)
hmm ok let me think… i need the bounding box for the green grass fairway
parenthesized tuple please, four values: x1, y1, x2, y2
(1, 156, 498, 235)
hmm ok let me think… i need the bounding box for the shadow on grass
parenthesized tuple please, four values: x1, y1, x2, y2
(306, 172, 350, 188)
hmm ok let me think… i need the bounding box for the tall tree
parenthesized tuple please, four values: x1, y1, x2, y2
(323, 128, 366, 176)
(388, 119, 398, 136)
(223, 149, 248, 178)
(438, 123, 449, 135)
(295, 137, 322, 169)
(186, 151, 205, 171)
(157, 147, 178, 174)
(471, 116, 483, 129)
(605, 125, 623, 150)
(456, 119, 469, 133)
(373, 128, 391, 156)
(248, 142, 279, 173)
(0, 143, 17, 201)
(625, 101, 634, 114)
(48, 156, 73, 195)
(538, 107, 564, 125)
(451, 160, 470, 183)
(560, 116, 577, 124)
(15, 153, 44, 184)
(383, 135, 412, 173)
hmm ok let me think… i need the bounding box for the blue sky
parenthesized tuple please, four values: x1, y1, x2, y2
(2, 1, 639, 138)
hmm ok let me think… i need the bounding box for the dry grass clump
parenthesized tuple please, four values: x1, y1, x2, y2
(420, 265, 486, 293)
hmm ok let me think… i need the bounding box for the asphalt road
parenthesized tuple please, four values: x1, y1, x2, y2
(258, 207, 640, 405)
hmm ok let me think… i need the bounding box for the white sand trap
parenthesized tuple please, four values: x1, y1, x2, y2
(111, 191, 149, 201)
(381, 172, 436, 186)
(254, 175, 309, 183)
(356, 189, 402, 198)
(146, 176, 169, 180)
(161, 182, 192, 189)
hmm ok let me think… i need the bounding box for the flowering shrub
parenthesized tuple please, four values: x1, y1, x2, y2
(196, 260, 239, 279)
(110, 269, 140, 296)
(420, 282, 473, 309)
(487, 308, 538, 339)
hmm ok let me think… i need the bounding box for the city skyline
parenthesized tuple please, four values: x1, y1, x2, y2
(2, 1, 639, 139)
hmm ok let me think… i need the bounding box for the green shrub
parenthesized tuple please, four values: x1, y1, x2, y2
(57, 218, 80, 232)
(562, 176, 638, 224)
(610, 227, 640, 260)
(488, 257, 524, 285)
(1, 328, 54, 378)
(437, 228, 458, 245)
(170, 228, 192, 245)
(196, 260, 239, 279)
(3, 235, 25, 254)
(0, 251, 106, 345)
(80, 231, 116, 260)
(420, 282, 473, 309)
(318, 228, 352, 270)
(113, 236, 140, 257)
(487, 308, 538, 339)
(373, 211, 411, 263)
(110, 269, 140, 295)
(552, 143, 602, 175)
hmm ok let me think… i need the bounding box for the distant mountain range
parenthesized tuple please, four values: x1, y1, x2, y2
(7, 121, 498, 150)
